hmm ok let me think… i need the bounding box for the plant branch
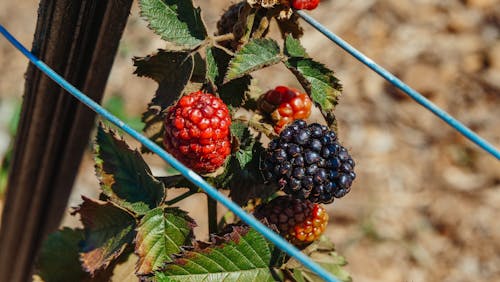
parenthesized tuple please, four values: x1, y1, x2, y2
(165, 189, 197, 206)
(212, 33, 235, 42)
(207, 195, 218, 234)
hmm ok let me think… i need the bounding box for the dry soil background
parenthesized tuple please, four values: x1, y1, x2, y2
(1, 1, 500, 281)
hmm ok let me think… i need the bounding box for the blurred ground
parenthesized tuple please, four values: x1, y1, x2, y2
(1, 0, 500, 281)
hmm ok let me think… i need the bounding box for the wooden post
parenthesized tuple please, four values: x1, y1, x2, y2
(0, 0, 133, 281)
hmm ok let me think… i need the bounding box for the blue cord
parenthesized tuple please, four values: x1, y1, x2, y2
(296, 10, 500, 160)
(0, 25, 339, 282)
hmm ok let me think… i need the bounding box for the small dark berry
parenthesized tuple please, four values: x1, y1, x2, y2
(310, 139, 323, 152)
(292, 156, 305, 167)
(280, 128, 293, 142)
(287, 144, 302, 157)
(341, 162, 353, 172)
(274, 149, 287, 162)
(321, 146, 331, 158)
(295, 129, 311, 145)
(288, 178, 302, 191)
(338, 174, 353, 189)
(279, 162, 293, 176)
(302, 176, 314, 190)
(313, 169, 328, 184)
(305, 164, 319, 175)
(309, 123, 323, 138)
(293, 167, 306, 179)
(304, 151, 321, 164)
(326, 157, 341, 169)
(339, 148, 350, 161)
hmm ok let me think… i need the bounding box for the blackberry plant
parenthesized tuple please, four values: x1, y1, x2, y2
(35, 1, 353, 281)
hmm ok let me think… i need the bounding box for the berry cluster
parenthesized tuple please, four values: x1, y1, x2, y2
(163, 91, 232, 174)
(254, 196, 328, 245)
(262, 120, 356, 204)
(259, 86, 312, 133)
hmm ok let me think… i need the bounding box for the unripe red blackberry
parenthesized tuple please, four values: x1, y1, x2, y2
(163, 91, 232, 173)
(254, 196, 328, 245)
(292, 0, 320, 10)
(259, 86, 312, 133)
(262, 120, 356, 204)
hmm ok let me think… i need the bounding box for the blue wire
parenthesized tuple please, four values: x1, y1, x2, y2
(296, 10, 500, 160)
(0, 25, 339, 282)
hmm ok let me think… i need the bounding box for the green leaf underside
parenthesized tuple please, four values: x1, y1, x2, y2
(219, 75, 252, 108)
(96, 125, 164, 215)
(231, 121, 256, 168)
(205, 47, 219, 86)
(212, 121, 273, 205)
(36, 228, 89, 282)
(135, 207, 196, 275)
(154, 227, 281, 282)
(286, 58, 342, 125)
(134, 50, 194, 152)
(284, 35, 308, 58)
(77, 197, 137, 274)
(206, 46, 252, 108)
(139, 0, 207, 48)
(225, 38, 283, 82)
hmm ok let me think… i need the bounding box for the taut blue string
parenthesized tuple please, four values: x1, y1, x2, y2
(0, 25, 339, 282)
(296, 10, 500, 160)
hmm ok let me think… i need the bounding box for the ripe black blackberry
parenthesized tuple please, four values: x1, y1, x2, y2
(262, 120, 356, 204)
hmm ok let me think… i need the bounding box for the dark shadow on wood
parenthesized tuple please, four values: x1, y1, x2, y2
(0, 1, 133, 281)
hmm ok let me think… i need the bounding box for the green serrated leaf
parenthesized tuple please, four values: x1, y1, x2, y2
(154, 226, 283, 281)
(95, 125, 164, 215)
(285, 34, 308, 58)
(219, 75, 252, 108)
(230, 121, 255, 168)
(191, 52, 206, 83)
(135, 207, 196, 275)
(230, 121, 250, 145)
(205, 47, 219, 86)
(35, 228, 89, 282)
(139, 0, 207, 48)
(206, 46, 252, 108)
(212, 121, 275, 205)
(225, 38, 283, 82)
(285, 57, 342, 127)
(134, 50, 194, 151)
(76, 197, 137, 275)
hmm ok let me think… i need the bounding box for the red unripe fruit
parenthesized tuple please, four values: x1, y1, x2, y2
(259, 86, 313, 133)
(163, 91, 232, 173)
(292, 0, 320, 10)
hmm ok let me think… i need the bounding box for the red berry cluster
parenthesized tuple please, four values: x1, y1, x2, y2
(260, 86, 313, 133)
(292, 0, 320, 10)
(163, 91, 232, 173)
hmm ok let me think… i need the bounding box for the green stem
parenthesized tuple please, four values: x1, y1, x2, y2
(165, 189, 197, 206)
(207, 195, 218, 234)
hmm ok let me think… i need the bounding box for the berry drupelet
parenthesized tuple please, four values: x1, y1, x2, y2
(163, 91, 232, 174)
(254, 196, 328, 245)
(262, 120, 356, 204)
